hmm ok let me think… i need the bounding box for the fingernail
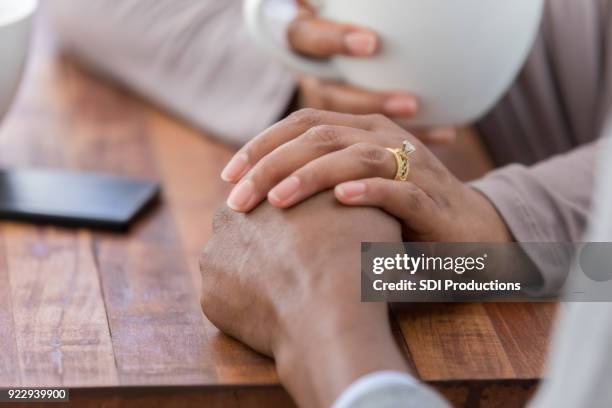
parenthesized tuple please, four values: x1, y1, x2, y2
(227, 179, 255, 211)
(344, 32, 377, 56)
(383, 96, 418, 117)
(269, 176, 301, 205)
(336, 182, 366, 200)
(221, 153, 249, 182)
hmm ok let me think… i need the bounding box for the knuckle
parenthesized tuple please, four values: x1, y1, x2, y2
(198, 249, 215, 288)
(354, 143, 387, 168)
(212, 205, 236, 233)
(377, 181, 400, 202)
(367, 181, 387, 201)
(366, 113, 387, 122)
(198, 249, 210, 276)
(288, 108, 322, 129)
(199, 248, 220, 306)
(249, 153, 285, 186)
(312, 36, 332, 54)
(287, 16, 308, 48)
(433, 190, 452, 210)
(200, 293, 226, 331)
(298, 75, 321, 93)
(248, 164, 273, 188)
(364, 113, 389, 128)
(406, 189, 424, 212)
(305, 125, 341, 147)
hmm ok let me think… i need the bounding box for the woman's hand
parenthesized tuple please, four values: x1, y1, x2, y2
(221, 108, 511, 242)
(288, 1, 456, 144)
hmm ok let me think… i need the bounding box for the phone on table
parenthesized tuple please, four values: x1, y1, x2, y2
(0, 169, 160, 230)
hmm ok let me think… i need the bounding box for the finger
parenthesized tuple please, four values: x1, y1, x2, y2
(221, 109, 384, 183)
(267, 143, 396, 209)
(421, 127, 457, 145)
(393, 121, 458, 145)
(228, 126, 377, 212)
(312, 79, 418, 117)
(288, 14, 378, 57)
(334, 177, 438, 234)
(296, 0, 315, 12)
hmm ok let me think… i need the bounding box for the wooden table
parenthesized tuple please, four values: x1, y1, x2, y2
(0, 24, 557, 408)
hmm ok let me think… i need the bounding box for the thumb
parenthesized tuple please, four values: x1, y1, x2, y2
(288, 15, 378, 58)
(334, 178, 438, 234)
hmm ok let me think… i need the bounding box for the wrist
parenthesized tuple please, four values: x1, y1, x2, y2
(462, 185, 513, 242)
(274, 304, 409, 407)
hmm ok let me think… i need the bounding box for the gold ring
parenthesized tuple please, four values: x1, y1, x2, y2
(386, 140, 415, 181)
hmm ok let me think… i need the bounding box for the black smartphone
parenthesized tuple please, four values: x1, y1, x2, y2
(0, 168, 160, 230)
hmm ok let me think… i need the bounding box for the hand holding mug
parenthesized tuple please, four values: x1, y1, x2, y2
(245, 0, 544, 127)
(287, 0, 456, 144)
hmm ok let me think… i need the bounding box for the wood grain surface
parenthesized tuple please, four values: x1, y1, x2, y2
(0, 20, 557, 407)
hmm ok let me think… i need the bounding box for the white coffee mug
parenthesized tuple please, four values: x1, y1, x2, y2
(0, 0, 37, 123)
(245, 0, 544, 127)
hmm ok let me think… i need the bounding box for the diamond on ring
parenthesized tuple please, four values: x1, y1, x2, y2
(403, 140, 416, 155)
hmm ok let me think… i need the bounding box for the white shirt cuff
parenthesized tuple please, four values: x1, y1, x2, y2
(331, 371, 417, 408)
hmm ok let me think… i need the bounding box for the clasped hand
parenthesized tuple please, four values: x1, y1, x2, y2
(221, 108, 511, 243)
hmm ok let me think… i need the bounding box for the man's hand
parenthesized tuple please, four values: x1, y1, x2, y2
(200, 192, 409, 407)
(288, 1, 456, 144)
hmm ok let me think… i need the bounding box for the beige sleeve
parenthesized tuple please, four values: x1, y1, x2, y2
(471, 142, 596, 243)
(470, 142, 597, 294)
(43, 0, 297, 145)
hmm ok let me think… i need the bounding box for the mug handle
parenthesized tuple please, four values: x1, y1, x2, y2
(243, 0, 342, 79)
